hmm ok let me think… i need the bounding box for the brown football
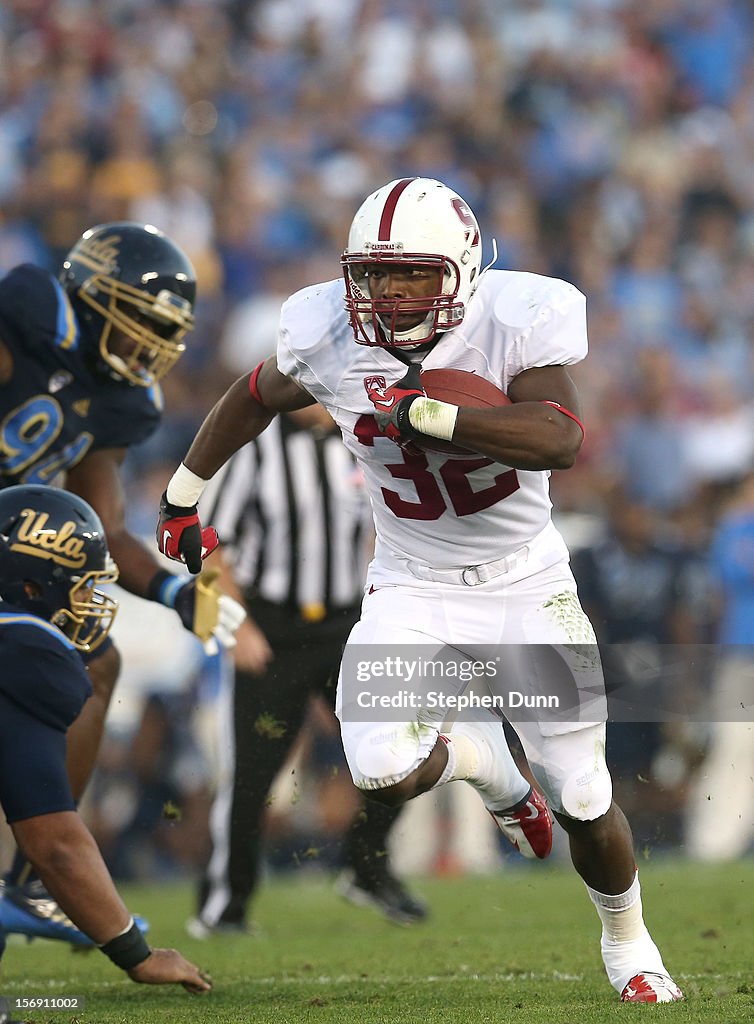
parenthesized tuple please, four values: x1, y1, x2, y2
(418, 368, 510, 456)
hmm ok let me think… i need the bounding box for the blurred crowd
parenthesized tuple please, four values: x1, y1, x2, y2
(1, 0, 752, 877)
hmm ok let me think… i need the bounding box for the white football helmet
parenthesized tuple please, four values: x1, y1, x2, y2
(342, 177, 483, 348)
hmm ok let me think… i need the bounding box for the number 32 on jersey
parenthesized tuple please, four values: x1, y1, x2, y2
(354, 413, 519, 521)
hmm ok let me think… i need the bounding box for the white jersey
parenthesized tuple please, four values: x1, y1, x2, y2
(277, 269, 587, 571)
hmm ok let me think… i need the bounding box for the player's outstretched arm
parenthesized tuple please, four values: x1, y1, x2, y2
(159, 358, 314, 572)
(12, 811, 211, 993)
(66, 447, 160, 592)
(66, 449, 245, 649)
(183, 358, 315, 481)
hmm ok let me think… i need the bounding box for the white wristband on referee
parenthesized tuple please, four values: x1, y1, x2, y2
(166, 462, 209, 507)
(408, 397, 458, 441)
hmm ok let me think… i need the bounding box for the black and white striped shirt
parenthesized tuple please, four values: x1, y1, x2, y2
(199, 414, 372, 612)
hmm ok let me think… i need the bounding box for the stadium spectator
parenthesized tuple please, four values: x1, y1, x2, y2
(1, 0, 752, 878)
(157, 176, 683, 1003)
(1, 3, 753, 516)
(0, 484, 210, 994)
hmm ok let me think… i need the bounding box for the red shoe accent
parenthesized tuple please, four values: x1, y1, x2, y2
(621, 973, 683, 1003)
(490, 786, 553, 859)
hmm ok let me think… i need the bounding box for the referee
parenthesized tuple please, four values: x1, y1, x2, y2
(188, 404, 427, 934)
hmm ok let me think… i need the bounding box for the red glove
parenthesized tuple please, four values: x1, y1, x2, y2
(367, 363, 425, 443)
(157, 492, 219, 574)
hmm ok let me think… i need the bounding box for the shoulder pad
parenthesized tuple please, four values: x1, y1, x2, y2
(0, 611, 76, 651)
(0, 265, 80, 351)
(279, 279, 346, 357)
(277, 279, 354, 396)
(482, 270, 587, 368)
(485, 271, 585, 333)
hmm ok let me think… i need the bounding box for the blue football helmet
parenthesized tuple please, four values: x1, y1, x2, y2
(0, 485, 118, 651)
(60, 222, 196, 387)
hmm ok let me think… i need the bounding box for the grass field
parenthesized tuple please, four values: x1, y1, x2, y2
(1, 859, 752, 1024)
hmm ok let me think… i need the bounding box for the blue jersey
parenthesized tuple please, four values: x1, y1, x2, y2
(0, 606, 92, 729)
(0, 606, 92, 822)
(0, 264, 163, 487)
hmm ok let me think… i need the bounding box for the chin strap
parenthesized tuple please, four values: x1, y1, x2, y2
(387, 310, 436, 347)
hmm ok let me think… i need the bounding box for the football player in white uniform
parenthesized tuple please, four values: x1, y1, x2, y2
(157, 178, 682, 1004)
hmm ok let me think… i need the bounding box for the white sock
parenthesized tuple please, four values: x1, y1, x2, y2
(435, 720, 529, 812)
(586, 872, 669, 992)
(587, 871, 644, 941)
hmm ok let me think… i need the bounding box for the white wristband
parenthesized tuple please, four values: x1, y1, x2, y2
(166, 462, 208, 507)
(98, 916, 135, 947)
(408, 397, 458, 441)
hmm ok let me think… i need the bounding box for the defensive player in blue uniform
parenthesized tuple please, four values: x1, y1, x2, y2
(0, 484, 211, 994)
(0, 223, 245, 942)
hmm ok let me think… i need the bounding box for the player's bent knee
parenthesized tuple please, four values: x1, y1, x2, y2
(354, 723, 429, 797)
(558, 759, 613, 821)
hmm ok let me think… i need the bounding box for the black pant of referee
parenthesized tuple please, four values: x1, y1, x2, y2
(190, 597, 428, 933)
